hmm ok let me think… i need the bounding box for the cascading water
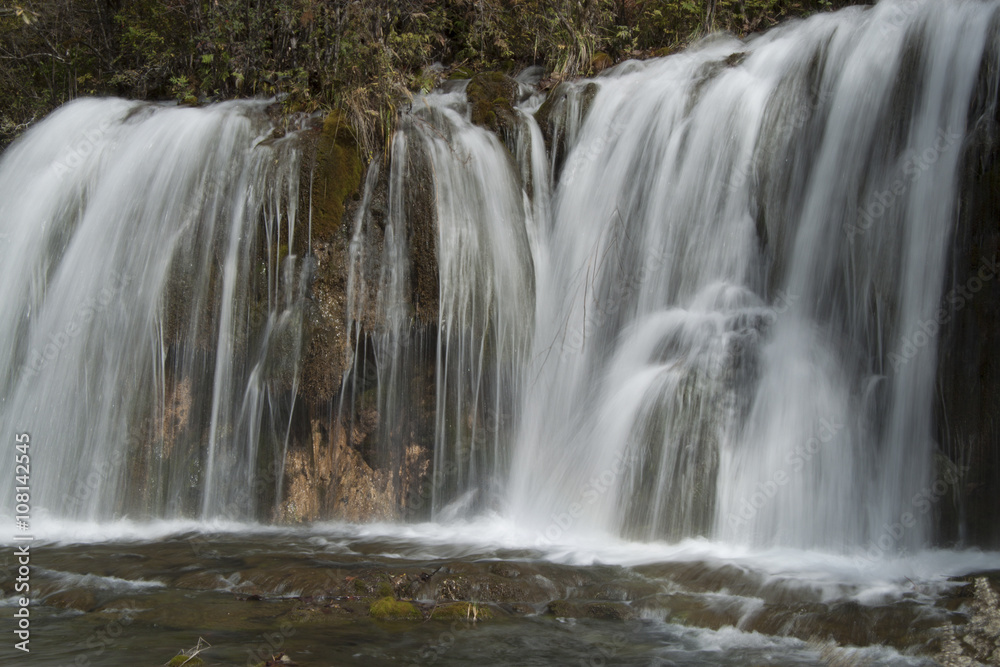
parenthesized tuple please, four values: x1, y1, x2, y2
(507, 0, 996, 553)
(0, 0, 997, 562)
(0, 99, 308, 522)
(349, 88, 537, 516)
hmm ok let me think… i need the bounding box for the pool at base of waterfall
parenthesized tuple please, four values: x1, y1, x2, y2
(3, 519, 996, 666)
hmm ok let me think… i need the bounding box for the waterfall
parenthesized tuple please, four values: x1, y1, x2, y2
(1, 0, 997, 555)
(0, 99, 307, 521)
(365, 87, 537, 516)
(507, 0, 994, 551)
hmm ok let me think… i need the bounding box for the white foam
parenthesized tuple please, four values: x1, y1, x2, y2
(38, 569, 165, 592)
(5, 514, 995, 607)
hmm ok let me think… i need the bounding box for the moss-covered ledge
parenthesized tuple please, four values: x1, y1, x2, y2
(310, 110, 365, 246)
(466, 71, 519, 138)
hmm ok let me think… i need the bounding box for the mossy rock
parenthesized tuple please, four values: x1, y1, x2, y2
(488, 562, 520, 578)
(534, 81, 600, 178)
(430, 602, 494, 621)
(591, 51, 613, 73)
(449, 66, 474, 80)
(349, 572, 397, 597)
(725, 51, 747, 67)
(534, 82, 569, 137)
(310, 110, 364, 244)
(369, 596, 422, 620)
(399, 141, 439, 323)
(535, 81, 598, 134)
(410, 68, 440, 93)
(466, 72, 518, 135)
(585, 602, 637, 621)
(547, 599, 585, 618)
(167, 656, 204, 667)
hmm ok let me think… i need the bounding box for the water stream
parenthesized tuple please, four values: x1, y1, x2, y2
(1, 0, 1000, 663)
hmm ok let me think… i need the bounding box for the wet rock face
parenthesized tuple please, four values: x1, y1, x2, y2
(298, 237, 351, 404)
(533, 80, 599, 182)
(466, 72, 519, 138)
(278, 416, 395, 523)
(937, 22, 1000, 549)
(308, 111, 364, 246)
(401, 140, 439, 324)
(297, 112, 366, 404)
(277, 119, 436, 523)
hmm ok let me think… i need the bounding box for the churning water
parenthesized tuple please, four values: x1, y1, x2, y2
(507, 0, 991, 554)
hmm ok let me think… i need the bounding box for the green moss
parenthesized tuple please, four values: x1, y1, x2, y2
(369, 596, 422, 620)
(430, 602, 494, 621)
(591, 51, 613, 72)
(310, 110, 364, 244)
(0, 0, 866, 154)
(376, 581, 395, 598)
(167, 656, 204, 667)
(466, 72, 517, 134)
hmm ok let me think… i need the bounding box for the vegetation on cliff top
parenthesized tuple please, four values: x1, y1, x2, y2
(1, 1, 862, 152)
